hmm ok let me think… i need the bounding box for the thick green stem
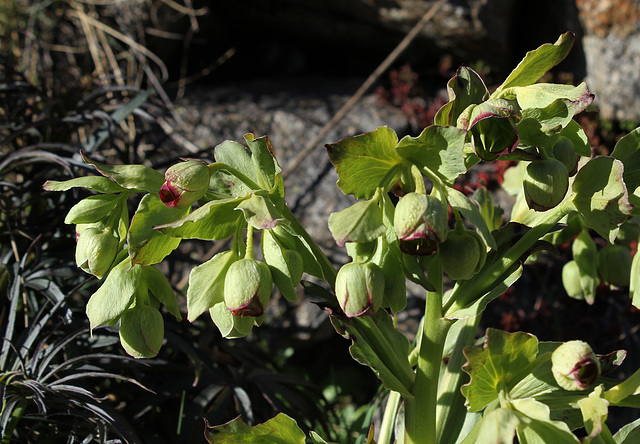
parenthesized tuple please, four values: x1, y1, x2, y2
(444, 200, 575, 315)
(405, 260, 453, 444)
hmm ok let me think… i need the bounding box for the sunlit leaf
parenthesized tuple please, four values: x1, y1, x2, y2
(204, 413, 306, 444)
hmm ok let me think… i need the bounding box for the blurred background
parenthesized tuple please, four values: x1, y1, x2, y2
(1, 1, 640, 442)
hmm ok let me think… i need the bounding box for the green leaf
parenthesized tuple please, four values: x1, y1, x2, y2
(143, 267, 181, 321)
(155, 197, 245, 240)
(119, 306, 164, 359)
(500, 83, 593, 114)
(614, 418, 640, 443)
(561, 120, 592, 157)
(570, 230, 598, 304)
(214, 140, 257, 185)
(43, 176, 125, 193)
(187, 250, 239, 322)
(471, 407, 520, 444)
(236, 191, 284, 230)
(511, 398, 580, 443)
(396, 125, 468, 184)
(520, 99, 576, 133)
(434, 66, 489, 126)
(328, 198, 385, 247)
(326, 126, 403, 199)
(204, 413, 306, 444)
(611, 127, 640, 192)
(445, 187, 498, 250)
(86, 258, 140, 329)
(473, 186, 504, 232)
(572, 157, 633, 243)
(331, 310, 414, 397)
(245, 133, 281, 191)
(269, 223, 324, 280)
(462, 329, 539, 412)
(64, 194, 122, 224)
(262, 230, 302, 302)
(128, 194, 190, 265)
(83, 154, 164, 192)
(493, 33, 575, 95)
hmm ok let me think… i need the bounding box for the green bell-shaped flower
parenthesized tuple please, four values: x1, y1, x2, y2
(335, 262, 384, 317)
(75, 226, 119, 278)
(597, 244, 632, 287)
(223, 258, 273, 317)
(439, 228, 486, 281)
(523, 158, 569, 211)
(551, 340, 600, 391)
(552, 136, 580, 176)
(394, 192, 448, 256)
(159, 160, 210, 208)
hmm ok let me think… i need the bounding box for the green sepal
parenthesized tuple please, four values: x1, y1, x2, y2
(328, 195, 386, 247)
(326, 126, 403, 199)
(492, 32, 575, 95)
(209, 302, 254, 339)
(155, 196, 246, 240)
(43, 176, 125, 193)
(214, 140, 256, 187)
(143, 266, 181, 321)
(461, 329, 539, 412)
(119, 306, 164, 359)
(64, 194, 122, 224)
(330, 310, 414, 397)
(434, 66, 489, 126)
(86, 258, 140, 330)
(127, 193, 191, 265)
(82, 153, 164, 192)
(236, 191, 284, 230)
(572, 157, 633, 244)
(204, 413, 306, 444)
(187, 250, 239, 322)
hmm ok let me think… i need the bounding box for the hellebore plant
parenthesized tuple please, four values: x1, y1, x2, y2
(44, 33, 640, 443)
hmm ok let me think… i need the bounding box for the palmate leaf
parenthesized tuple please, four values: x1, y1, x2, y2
(328, 198, 386, 247)
(205, 413, 306, 444)
(434, 66, 489, 126)
(462, 329, 539, 412)
(611, 127, 640, 192)
(82, 153, 164, 193)
(395, 125, 468, 184)
(326, 126, 403, 199)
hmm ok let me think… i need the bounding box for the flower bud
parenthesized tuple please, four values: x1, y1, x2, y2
(75, 227, 119, 278)
(159, 160, 210, 208)
(439, 229, 486, 281)
(394, 193, 448, 256)
(597, 244, 632, 287)
(335, 262, 384, 317)
(523, 159, 569, 211)
(552, 137, 579, 176)
(551, 340, 600, 391)
(223, 258, 272, 317)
